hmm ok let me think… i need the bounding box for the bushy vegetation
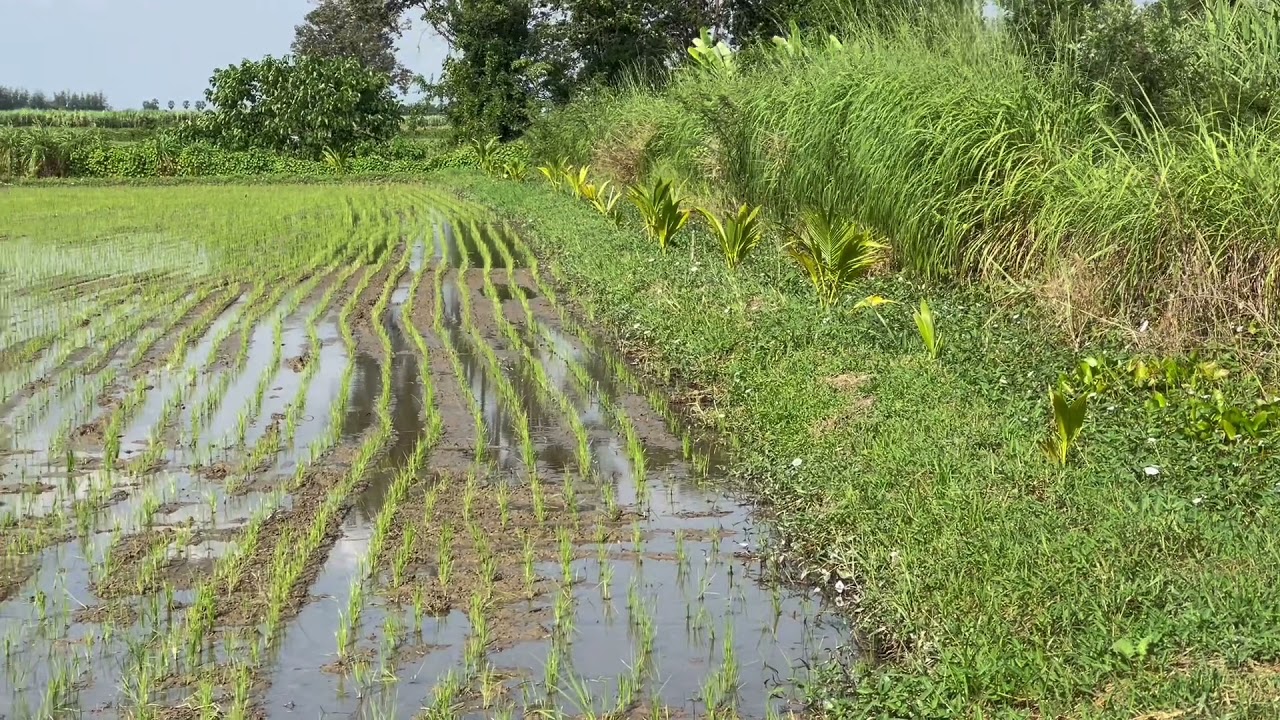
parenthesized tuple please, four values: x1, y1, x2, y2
(0, 127, 523, 180)
(178, 55, 402, 158)
(524, 1, 1280, 339)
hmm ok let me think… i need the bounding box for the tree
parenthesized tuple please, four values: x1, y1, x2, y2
(293, 0, 413, 90)
(143, 98, 161, 111)
(168, 100, 176, 110)
(194, 100, 207, 112)
(429, 0, 544, 139)
(190, 54, 400, 157)
(183, 100, 191, 110)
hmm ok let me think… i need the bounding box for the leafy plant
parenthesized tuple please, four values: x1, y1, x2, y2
(321, 147, 348, 175)
(537, 157, 569, 191)
(470, 136, 500, 174)
(1042, 386, 1088, 466)
(785, 208, 885, 307)
(628, 177, 691, 250)
(189, 54, 400, 158)
(584, 180, 622, 220)
(688, 28, 735, 76)
(501, 157, 529, 181)
(914, 299, 942, 359)
(697, 204, 765, 270)
(564, 164, 592, 198)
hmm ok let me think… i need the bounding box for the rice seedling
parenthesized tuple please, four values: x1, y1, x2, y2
(531, 473, 548, 525)
(437, 523, 455, 588)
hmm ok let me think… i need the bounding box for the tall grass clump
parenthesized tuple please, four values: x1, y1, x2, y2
(526, 5, 1280, 334)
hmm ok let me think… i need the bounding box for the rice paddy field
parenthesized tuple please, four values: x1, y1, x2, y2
(0, 185, 845, 719)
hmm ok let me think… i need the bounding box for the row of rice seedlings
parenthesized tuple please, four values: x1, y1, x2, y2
(492, 223, 702, 471)
(164, 241, 391, 673)
(476, 240, 592, 480)
(463, 225, 538, 474)
(3, 285, 225, 541)
(5, 281, 185, 431)
(432, 233, 488, 461)
(280, 261, 365, 448)
(262, 242, 409, 658)
(0, 281, 167, 408)
(141, 226, 383, 669)
(216, 268, 342, 491)
(186, 267, 315, 443)
(548, 295, 715, 477)
(113, 284, 248, 476)
(0, 275, 146, 368)
(184, 278, 273, 444)
(231, 265, 335, 446)
(98, 284, 239, 470)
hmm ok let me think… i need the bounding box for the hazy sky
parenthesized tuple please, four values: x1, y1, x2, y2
(0, 0, 448, 109)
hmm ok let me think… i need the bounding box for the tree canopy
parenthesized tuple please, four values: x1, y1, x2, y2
(188, 55, 401, 157)
(293, 0, 414, 91)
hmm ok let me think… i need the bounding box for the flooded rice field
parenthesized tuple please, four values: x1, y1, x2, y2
(0, 199, 847, 719)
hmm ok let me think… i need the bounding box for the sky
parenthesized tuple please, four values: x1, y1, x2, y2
(0, 0, 448, 109)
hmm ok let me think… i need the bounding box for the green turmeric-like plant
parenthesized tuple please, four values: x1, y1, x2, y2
(628, 178, 691, 250)
(564, 165, 592, 199)
(914, 299, 942, 359)
(697, 204, 765, 270)
(585, 180, 622, 220)
(1042, 386, 1088, 466)
(537, 158, 569, 191)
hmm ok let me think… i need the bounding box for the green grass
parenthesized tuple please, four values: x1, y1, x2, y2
(440, 169, 1280, 719)
(525, 11, 1280, 337)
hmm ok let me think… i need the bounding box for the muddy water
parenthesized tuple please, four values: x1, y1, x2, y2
(0, 221, 849, 720)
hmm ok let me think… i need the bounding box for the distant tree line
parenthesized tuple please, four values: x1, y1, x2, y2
(0, 86, 109, 111)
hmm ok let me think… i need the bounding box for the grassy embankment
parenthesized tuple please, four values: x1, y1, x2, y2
(434, 14, 1280, 716)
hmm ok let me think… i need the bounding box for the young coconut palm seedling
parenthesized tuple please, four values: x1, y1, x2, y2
(629, 177, 692, 250)
(698, 204, 766, 270)
(786, 208, 885, 308)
